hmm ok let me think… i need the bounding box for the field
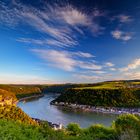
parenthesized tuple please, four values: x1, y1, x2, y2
(75, 81, 140, 89)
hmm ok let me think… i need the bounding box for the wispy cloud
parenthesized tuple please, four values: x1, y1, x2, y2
(0, 1, 106, 48)
(92, 70, 106, 74)
(124, 72, 140, 79)
(110, 68, 116, 71)
(32, 49, 76, 71)
(73, 52, 95, 58)
(105, 62, 114, 67)
(17, 38, 78, 48)
(58, 6, 90, 26)
(111, 30, 132, 41)
(120, 58, 140, 72)
(115, 14, 133, 23)
(31, 49, 102, 71)
(73, 74, 101, 81)
(78, 61, 102, 70)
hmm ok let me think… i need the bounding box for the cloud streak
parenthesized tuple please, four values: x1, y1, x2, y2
(0, 1, 106, 48)
(114, 14, 133, 23)
(120, 58, 140, 72)
(31, 49, 102, 71)
(111, 30, 132, 41)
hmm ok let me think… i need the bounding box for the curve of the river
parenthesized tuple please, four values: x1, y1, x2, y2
(18, 93, 118, 128)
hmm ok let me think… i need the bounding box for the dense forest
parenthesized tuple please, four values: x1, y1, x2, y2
(0, 105, 140, 140)
(53, 87, 140, 107)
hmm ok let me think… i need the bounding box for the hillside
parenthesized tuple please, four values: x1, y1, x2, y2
(0, 88, 16, 99)
(52, 81, 140, 107)
(0, 85, 43, 99)
(0, 105, 38, 125)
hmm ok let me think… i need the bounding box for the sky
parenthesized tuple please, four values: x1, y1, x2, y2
(0, 0, 140, 84)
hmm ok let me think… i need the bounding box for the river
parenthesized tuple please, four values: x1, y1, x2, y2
(17, 93, 118, 128)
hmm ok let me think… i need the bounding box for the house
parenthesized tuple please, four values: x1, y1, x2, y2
(49, 123, 63, 130)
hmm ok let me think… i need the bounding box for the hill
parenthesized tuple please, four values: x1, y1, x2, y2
(0, 84, 43, 99)
(52, 81, 140, 107)
(0, 105, 38, 125)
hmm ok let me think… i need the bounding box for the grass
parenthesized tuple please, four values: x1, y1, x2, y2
(75, 82, 121, 89)
(75, 81, 140, 90)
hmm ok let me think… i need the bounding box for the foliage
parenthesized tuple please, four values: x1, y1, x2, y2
(1, 107, 140, 140)
(0, 105, 38, 125)
(113, 114, 140, 140)
(0, 84, 42, 99)
(0, 119, 44, 140)
(67, 123, 81, 136)
(53, 88, 140, 107)
(0, 88, 17, 100)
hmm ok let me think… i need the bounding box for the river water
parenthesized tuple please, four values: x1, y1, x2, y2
(18, 93, 118, 128)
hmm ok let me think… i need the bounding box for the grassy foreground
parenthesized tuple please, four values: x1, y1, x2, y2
(0, 105, 140, 140)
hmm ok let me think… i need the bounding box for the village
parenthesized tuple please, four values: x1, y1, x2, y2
(52, 101, 140, 116)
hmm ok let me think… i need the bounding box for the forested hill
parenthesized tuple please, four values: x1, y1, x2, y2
(52, 81, 140, 107)
(0, 84, 42, 99)
(39, 80, 140, 93)
(0, 80, 140, 101)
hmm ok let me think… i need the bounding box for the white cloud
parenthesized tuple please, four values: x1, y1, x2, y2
(73, 51, 95, 58)
(17, 38, 47, 46)
(124, 72, 140, 79)
(59, 6, 90, 26)
(105, 62, 114, 67)
(120, 58, 140, 72)
(0, 2, 77, 48)
(111, 30, 132, 41)
(31, 49, 102, 71)
(110, 68, 116, 71)
(0, 1, 105, 47)
(78, 61, 102, 70)
(32, 49, 76, 71)
(93, 71, 106, 74)
(73, 74, 101, 81)
(117, 14, 133, 23)
(57, 6, 105, 35)
(17, 38, 77, 48)
(111, 30, 122, 39)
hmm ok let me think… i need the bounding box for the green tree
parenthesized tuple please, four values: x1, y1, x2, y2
(67, 123, 81, 136)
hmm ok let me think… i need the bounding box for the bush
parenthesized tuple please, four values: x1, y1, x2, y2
(67, 123, 82, 136)
(85, 124, 118, 140)
(114, 114, 140, 140)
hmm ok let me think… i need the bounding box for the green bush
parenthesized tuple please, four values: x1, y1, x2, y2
(67, 123, 82, 136)
(114, 114, 140, 140)
(0, 119, 44, 140)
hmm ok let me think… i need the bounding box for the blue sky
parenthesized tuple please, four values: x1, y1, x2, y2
(0, 0, 140, 84)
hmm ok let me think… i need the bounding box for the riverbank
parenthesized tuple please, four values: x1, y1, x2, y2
(51, 102, 140, 115)
(18, 94, 44, 102)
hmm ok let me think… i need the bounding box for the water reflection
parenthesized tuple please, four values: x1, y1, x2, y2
(18, 94, 117, 128)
